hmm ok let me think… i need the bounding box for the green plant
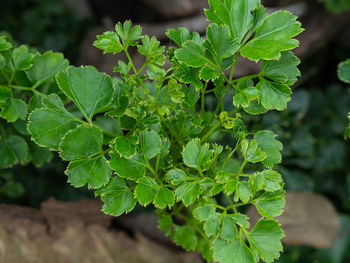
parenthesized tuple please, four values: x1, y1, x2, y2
(338, 59, 350, 139)
(0, 0, 303, 262)
(318, 0, 350, 13)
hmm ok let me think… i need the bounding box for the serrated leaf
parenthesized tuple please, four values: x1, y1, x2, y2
(338, 59, 350, 84)
(66, 156, 111, 189)
(257, 77, 292, 111)
(95, 177, 136, 216)
(0, 135, 28, 168)
(166, 169, 191, 185)
(0, 86, 11, 103)
(94, 31, 123, 54)
(254, 190, 285, 218)
(171, 225, 198, 251)
(27, 140, 53, 167)
(154, 187, 175, 209)
(115, 20, 142, 47)
(205, 0, 260, 41)
(193, 204, 216, 221)
(139, 130, 161, 160)
(241, 139, 267, 163)
(233, 87, 259, 108)
(174, 41, 208, 68)
(175, 181, 200, 206)
(205, 24, 240, 63)
(59, 125, 103, 161)
(173, 63, 202, 89)
(0, 98, 27, 122)
(56, 66, 114, 121)
(199, 65, 220, 81)
(262, 51, 300, 85)
(28, 94, 78, 150)
(248, 219, 284, 263)
(166, 27, 201, 47)
(220, 215, 239, 241)
(234, 181, 251, 203)
(109, 152, 146, 180)
(114, 135, 137, 158)
(259, 170, 283, 192)
(241, 11, 303, 61)
(26, 51, 68, 82)
(0, 38, 12, 51)
(212, 238, 255, 263)
(204, 213, 222, 237)
(182, 138, 214, 170)
(254, 130, 282, 168)
(13, 45, 33, 70)
(137, 35, 165, 68)
(157, 212, 173, 236)
(135, 176, 158, 206)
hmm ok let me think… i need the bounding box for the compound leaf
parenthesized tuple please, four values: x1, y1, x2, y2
(212, 238, 255, 263)
(0, 98, 27, 122)
(154, 187, 175, 209)
(94, 31, 123, 54)
(0, 135, 28, 168)
(139, 130, 162, 160)
(175, 181, 201, 206)
(174, 41, 208, 68)
(13, 45, 33, 70)
(254, 190, 285, 218)
(171, 225, 198, 251)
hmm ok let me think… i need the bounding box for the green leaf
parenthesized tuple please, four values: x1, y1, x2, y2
(175, 181, 201, 206)
(94, 31, 123, 54)
(204, 213, 222, 237)
(182, 138, 215, 170)
(27, 140, 53, 167)
(234, 181, 251, 203)
(0, 135, 28, 168)
(258, 170, 283, 192)
(115, 20, 142, 47)
(157, 212, 173, 236)
(220, 214, 239, 241)
(137, 35, 165, 68)
(0, 180, 24, 198)
(257, 77, 292, 111)
(254, 190, 285, 218)
(241, 11, 303, 61)
(173, 63, 203, 89)
(199, 65, 220, 81)
(95, 177, 136, 216)
(193, 204, 216, 221)
(56, 66, 114, 121)
(66, 156, 111, 189)
(205, 24, 240, 63)
(26, 51, 69, 82)
(0, 38, 12, 52)
(338, 59, 350, 84)
(166, 168, 191, 185)
(139, 130, 162, 160)
(114, 135, 137, 158)
(241, 139, 267, 163)
(205, 0, 260, 40)
(28, 94, 78, 150)
(154, 187, 175, 209)
(109, 152, 146, 180)
(174, 41, 208, 68)
(233, 87, 259, 108)
(262, 51, 301, 85)
(0, 98, 27, 122)
(59, 125, 103, 161)
(12, 45, 33, 70)
(212, 238, 255, 263)
(0, 54, 5, 68)
(166, 27, 201, 47)
(0, 86, 12, 103)
(248, 219, 284, 263)
(135, 176, 158, 206)
(171, 225, 198, 251)
(254, 130, 282, 168)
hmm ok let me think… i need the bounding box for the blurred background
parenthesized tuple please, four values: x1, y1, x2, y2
(0, 0, 349, 262)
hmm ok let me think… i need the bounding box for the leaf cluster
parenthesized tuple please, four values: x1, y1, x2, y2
(0, 1, 304, 262)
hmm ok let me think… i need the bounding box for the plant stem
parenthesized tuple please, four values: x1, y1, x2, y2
(201, 121, 221, 143)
